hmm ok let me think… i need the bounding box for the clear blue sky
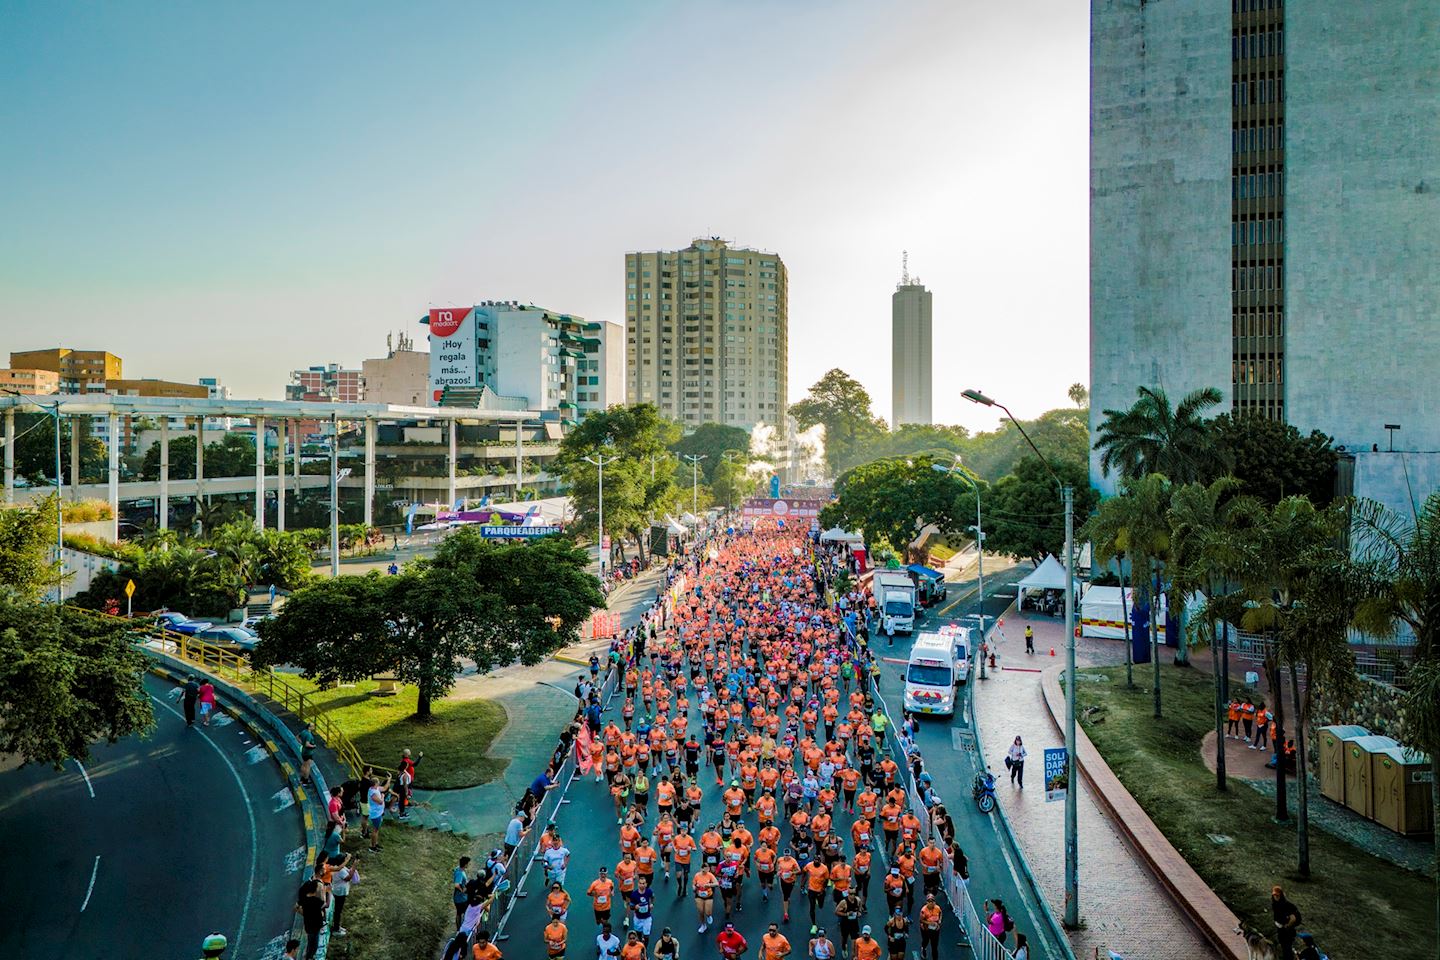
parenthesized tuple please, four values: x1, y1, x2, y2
(0, 0, 1088, 429)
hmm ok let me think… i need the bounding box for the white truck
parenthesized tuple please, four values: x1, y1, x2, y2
(873, 569, 918, 635)
(904, 631, 959, 716)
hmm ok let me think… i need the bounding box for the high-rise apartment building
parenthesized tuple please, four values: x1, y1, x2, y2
(625, 238, 788, 430)
(10, 348, 121, 393)
(1090, 0, 1438, 489)
(287, 363, 365, 403)
(891, 260, 933, 428)
(0, 368, 59, 394)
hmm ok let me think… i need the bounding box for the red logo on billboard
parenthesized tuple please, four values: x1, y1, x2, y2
(429, 308, 472, 338)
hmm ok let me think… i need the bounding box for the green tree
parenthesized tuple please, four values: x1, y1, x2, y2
(0, 495, 60, 600)
(789, 369, 887, 475)
(1093, 385, 1225, 483)
(12, 413, 106, 484)
(140, 434, 197, 480)
(961, 408, 1089, 482)
(1168, 477, 1259, 788)
(670, 424, 751, 482)
(1208, 413, 1338, 505)
(820, 455, 970, 558)
(983, 457, 1099, 566)
(0, 598, 154, 766)
(1081, 474, 1173, 714)
(1068, 383, 1089, 407)
(256, 531, 601, 717)
(140, 432, 265, 481)
(556, 404, 681, 563)
(711, 456, 755, 511)
(1351, 493, 1440, 936)
(863, 424, 970, 463)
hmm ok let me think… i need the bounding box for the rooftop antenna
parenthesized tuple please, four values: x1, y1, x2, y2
(902, 250, 910, 285)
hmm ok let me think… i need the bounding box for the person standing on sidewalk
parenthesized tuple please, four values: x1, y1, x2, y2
(1006, 736, 1028, 789)
(182, 676, 200, 726)
(1240, 700, 1257, 742)
(1252, 703, 1271, 751)
(298, 722, 317, 785)
(1024, 625, 1034, 655)
(197, 679, 216, 726)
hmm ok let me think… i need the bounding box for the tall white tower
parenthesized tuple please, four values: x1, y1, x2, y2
(892, 252, 933, 427)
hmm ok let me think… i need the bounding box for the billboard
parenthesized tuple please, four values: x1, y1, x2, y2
(740, 498, 825, 518)
(427, 307, 478, 402)
(1044, 747, 1069, 802)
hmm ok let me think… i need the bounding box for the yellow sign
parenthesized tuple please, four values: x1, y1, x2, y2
(124, 579, 136, 598)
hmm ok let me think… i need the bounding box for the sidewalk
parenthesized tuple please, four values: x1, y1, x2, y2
(971, 607, 1218, 960)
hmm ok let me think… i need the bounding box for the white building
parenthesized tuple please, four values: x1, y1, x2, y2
(1089, 0, 1439, 492)
(891, 260, 932, 428)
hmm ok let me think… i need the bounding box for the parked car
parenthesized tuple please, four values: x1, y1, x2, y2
(242, 614, 273, 632)
(195, 626, 259, 652)
(156, 612, 213, 635)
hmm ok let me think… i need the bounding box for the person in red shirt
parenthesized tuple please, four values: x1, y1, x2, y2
(716, 922, 749, 959)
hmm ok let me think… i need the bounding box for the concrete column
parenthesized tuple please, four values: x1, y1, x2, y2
(254, 416, 266, 530)
(276, 419, 286, 532)
(196, 419, 206, 534)
(447, 419, 457, 509)
(292, 419, 300, 496)
(159, 419, 170, 530)
(515, 420, 524, 496)
(107, 413, 120, 540)
(329, 415, 340, 578)
(363, 418, 376, 528)
(70, 420, 80, 497)
(4, 409, 14, 504)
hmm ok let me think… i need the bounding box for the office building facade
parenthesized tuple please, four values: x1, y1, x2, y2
(625, 238, 788, 430)
(1090, 0, 1438, 489)
(891, 269, 933, 428)
(10, 348, 121, 393)
(0, 368, 59, 394)
(287, 363, 365, 403)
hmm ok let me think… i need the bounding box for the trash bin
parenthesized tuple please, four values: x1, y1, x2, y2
(1344, 735, 1398, 818)
(1372, 746, 1433, 835)
(1317, 725, 1369, 804)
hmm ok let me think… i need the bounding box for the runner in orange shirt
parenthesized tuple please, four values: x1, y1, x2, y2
(692, 867, 719, 932)
(761, 923, 792, 960)
(587, 866, 616, 927)
(753, 842, 777, 901)
(918, 893, 944, 960)
(671, 826, 697, 898)
(542, 913, 567, 959)
(804, 858, 830, 925)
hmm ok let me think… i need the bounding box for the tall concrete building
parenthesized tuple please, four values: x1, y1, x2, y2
(10, 347, 121, 393)
(625, 238, 788, 430)
(891, 257, 933, 427)
(287, 363, 365, 403)
(1090, 0, 1439, 490)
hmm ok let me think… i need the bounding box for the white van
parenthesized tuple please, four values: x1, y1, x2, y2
(904, 632, 959, 716)
(941, 623, 971, 684)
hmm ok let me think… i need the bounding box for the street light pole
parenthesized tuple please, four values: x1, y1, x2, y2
(931, 458, 987, 665)
(963, 388, 1080, 929)
(583, 448, 619, 573)
(4, 390, 64, 599)
(329, 414, 340, 578)
(682, 454, 706, 517)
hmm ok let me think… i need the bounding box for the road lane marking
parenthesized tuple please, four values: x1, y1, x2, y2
(151, 695, 258, 958)
(245, 746, 269, 765)
(285, 846, 306, 874)
(273, 787, 296, 812)
(80, 855, 99, 911)
(73, 759, 94, 798)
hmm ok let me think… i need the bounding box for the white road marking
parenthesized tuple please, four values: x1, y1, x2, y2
(211, 712, 235, 727)
(151, 695, 258, 958)
(285, 846, 307, 874)
(245, 746, 270, 765)
(167, 687, 184, 700)
(257, 933, 291, 960)
(79, 855, 99, 911)
(273, 787, 296, 812)
(73, 759, 94, 798)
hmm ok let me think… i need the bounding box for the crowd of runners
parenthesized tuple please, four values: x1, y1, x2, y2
(433, 519, 1033, 960)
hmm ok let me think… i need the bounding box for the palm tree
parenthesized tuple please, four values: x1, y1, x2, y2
(1093, 385, 1226, 483)
(1168, 477, 1257, 791)
(1351, 493, 1440, 945)
(1082, 474, 1174, 713)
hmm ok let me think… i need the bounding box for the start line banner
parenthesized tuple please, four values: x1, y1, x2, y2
(740, 498, 825, 518)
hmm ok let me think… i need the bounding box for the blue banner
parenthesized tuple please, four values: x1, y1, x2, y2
(1044, 747, 1068, 803)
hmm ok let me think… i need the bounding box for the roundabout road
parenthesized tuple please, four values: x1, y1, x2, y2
(0, 673, 306, 960)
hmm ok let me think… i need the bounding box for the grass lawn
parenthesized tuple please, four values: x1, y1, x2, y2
(287, 676, 509, 789)
(328, 824, 499, 960)
(1073, 662, 1434, 960)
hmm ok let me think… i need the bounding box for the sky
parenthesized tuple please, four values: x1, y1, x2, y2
(0, 0, 1089, 432)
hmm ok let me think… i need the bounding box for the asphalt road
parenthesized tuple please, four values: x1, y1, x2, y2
(0, 673, 305, 960)
(868, 567, 1070, 959)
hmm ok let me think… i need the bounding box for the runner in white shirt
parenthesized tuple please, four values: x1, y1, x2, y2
(596, 923, 622, 960)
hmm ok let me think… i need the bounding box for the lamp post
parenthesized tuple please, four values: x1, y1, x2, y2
(329, 414, 340, 578)
(931, 458, 986, 667)
(583, 444, 619, 573)
(682, 454, 706, 518)
(962, 387, 1079, 929)
(4, 390, 64, 599)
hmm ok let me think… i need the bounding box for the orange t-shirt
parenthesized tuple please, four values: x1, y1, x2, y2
(854, 937, 882, 960)
(587, 877, 615, 910)
(672, 834, 696, 865)
(472, 943, 502, 960)
(805, 860, 830, 892)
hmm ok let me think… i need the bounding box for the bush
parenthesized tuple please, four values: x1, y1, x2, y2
(62, 532, 142, 564)
(63, 499, 114, 523)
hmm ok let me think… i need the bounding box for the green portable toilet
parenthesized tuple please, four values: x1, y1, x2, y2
(1372, 745, 1433, 835)
(1345, 735, 1398, 818)
(1317, 725, 1368, 804)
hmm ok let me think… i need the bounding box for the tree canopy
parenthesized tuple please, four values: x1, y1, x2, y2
(11, 413, 107, 484)
(670, 423, 750, 483)
(820, 455, 971, 557)
(139, 432, 263, 481)
(0, 496, 60, 600)
(789, 369, 888, 476)
(255, 530, 602, 717)
(1208, 413, 1337, 505)
(982, 457, 1098, 565)
(1093, 385, 1226, 483)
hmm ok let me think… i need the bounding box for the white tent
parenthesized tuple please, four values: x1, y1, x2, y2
(1016, 555, 1075, 609)
(1080, 586, 1205, 641)
(820, 527, 864, 545)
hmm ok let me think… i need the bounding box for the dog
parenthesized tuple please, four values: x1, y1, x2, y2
(1235, 924, 1278, 960)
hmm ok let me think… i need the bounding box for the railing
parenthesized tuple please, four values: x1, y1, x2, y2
(137, 622, 376, 779)
(1229, 629, 1410, 688)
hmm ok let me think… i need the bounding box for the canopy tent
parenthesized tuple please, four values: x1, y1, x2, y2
(1080, 586, 1206, 643)
(820, 526, 864, 544)
(906, 564, 944, 582)
(1016, 555, 1077, 610)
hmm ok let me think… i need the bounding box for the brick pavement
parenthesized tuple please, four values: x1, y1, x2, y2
(972, 608, 1219, 960)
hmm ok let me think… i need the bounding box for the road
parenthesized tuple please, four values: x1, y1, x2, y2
(866, 565, 1071, 960)
(0, 674, 305, 960)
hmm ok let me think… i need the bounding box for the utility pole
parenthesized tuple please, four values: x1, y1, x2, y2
(583, 448, 619, 573)
(1062, 482, 1078, 927)
(682, 454, 707, 517)
(329, 414, 340, 578)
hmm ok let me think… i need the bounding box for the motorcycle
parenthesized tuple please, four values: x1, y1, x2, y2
(972, 770, 997, 814)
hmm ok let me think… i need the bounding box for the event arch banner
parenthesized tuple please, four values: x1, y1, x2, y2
(740, 498, 824, 518)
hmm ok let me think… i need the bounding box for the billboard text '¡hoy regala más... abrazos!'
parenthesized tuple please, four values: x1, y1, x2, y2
(429, 307, 478, 396)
